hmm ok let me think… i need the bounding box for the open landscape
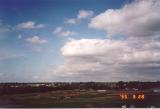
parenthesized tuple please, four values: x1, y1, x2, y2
(0, 82, 160, 108)
(1, 0, 160, 108)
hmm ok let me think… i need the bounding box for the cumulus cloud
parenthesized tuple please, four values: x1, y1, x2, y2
(26, 36, 48, 44)
(52, 38, 160, 81)
(77, 10, 94, 19)
(89, 0, 160, 38)
(65, 18, 78, 24)
(52, 0, 160, 81)
(62, 39, 160, 64)
(17, 21, 45, 29)
(66, 10, 94, 24)
(53, 27, 76, 37)
(59, 30, 76, 37)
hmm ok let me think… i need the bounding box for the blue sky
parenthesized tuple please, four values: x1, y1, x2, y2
(0, 0, 160, 82)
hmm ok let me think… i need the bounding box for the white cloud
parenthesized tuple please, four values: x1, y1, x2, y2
(62, 39, 125, 56)
(77, 10, 94, 19)
(59, 30, 76, 37)
(52, 38, 160, 81)
(26, 36, 48, 44)
(53, 27, 76, 37)
(35, 24, 45, 28)
(11, 0, 159, 82)
(66, 10, 94, 24)
(17, 21, 45, 29)
(65, 18, 78, 24)
(49, 0, 160, 81)
(89, 0, 160, 38)
(53, 26, 63, 34)
(62, 39, 160, 64)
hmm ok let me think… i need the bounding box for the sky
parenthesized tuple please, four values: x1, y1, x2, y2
(0, 0, 160, 82)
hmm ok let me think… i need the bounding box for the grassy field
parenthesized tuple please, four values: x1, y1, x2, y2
(0, 90, 160, 108)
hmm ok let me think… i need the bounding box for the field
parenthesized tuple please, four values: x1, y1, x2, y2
(0, 90, 160, 108)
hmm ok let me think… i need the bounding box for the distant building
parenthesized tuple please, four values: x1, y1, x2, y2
(97, 90, 106, 93)
(153, 88, 160, 93)
(132, 88, 138, 91)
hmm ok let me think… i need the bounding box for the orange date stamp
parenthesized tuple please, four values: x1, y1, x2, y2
(120, 94, 145, 100)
